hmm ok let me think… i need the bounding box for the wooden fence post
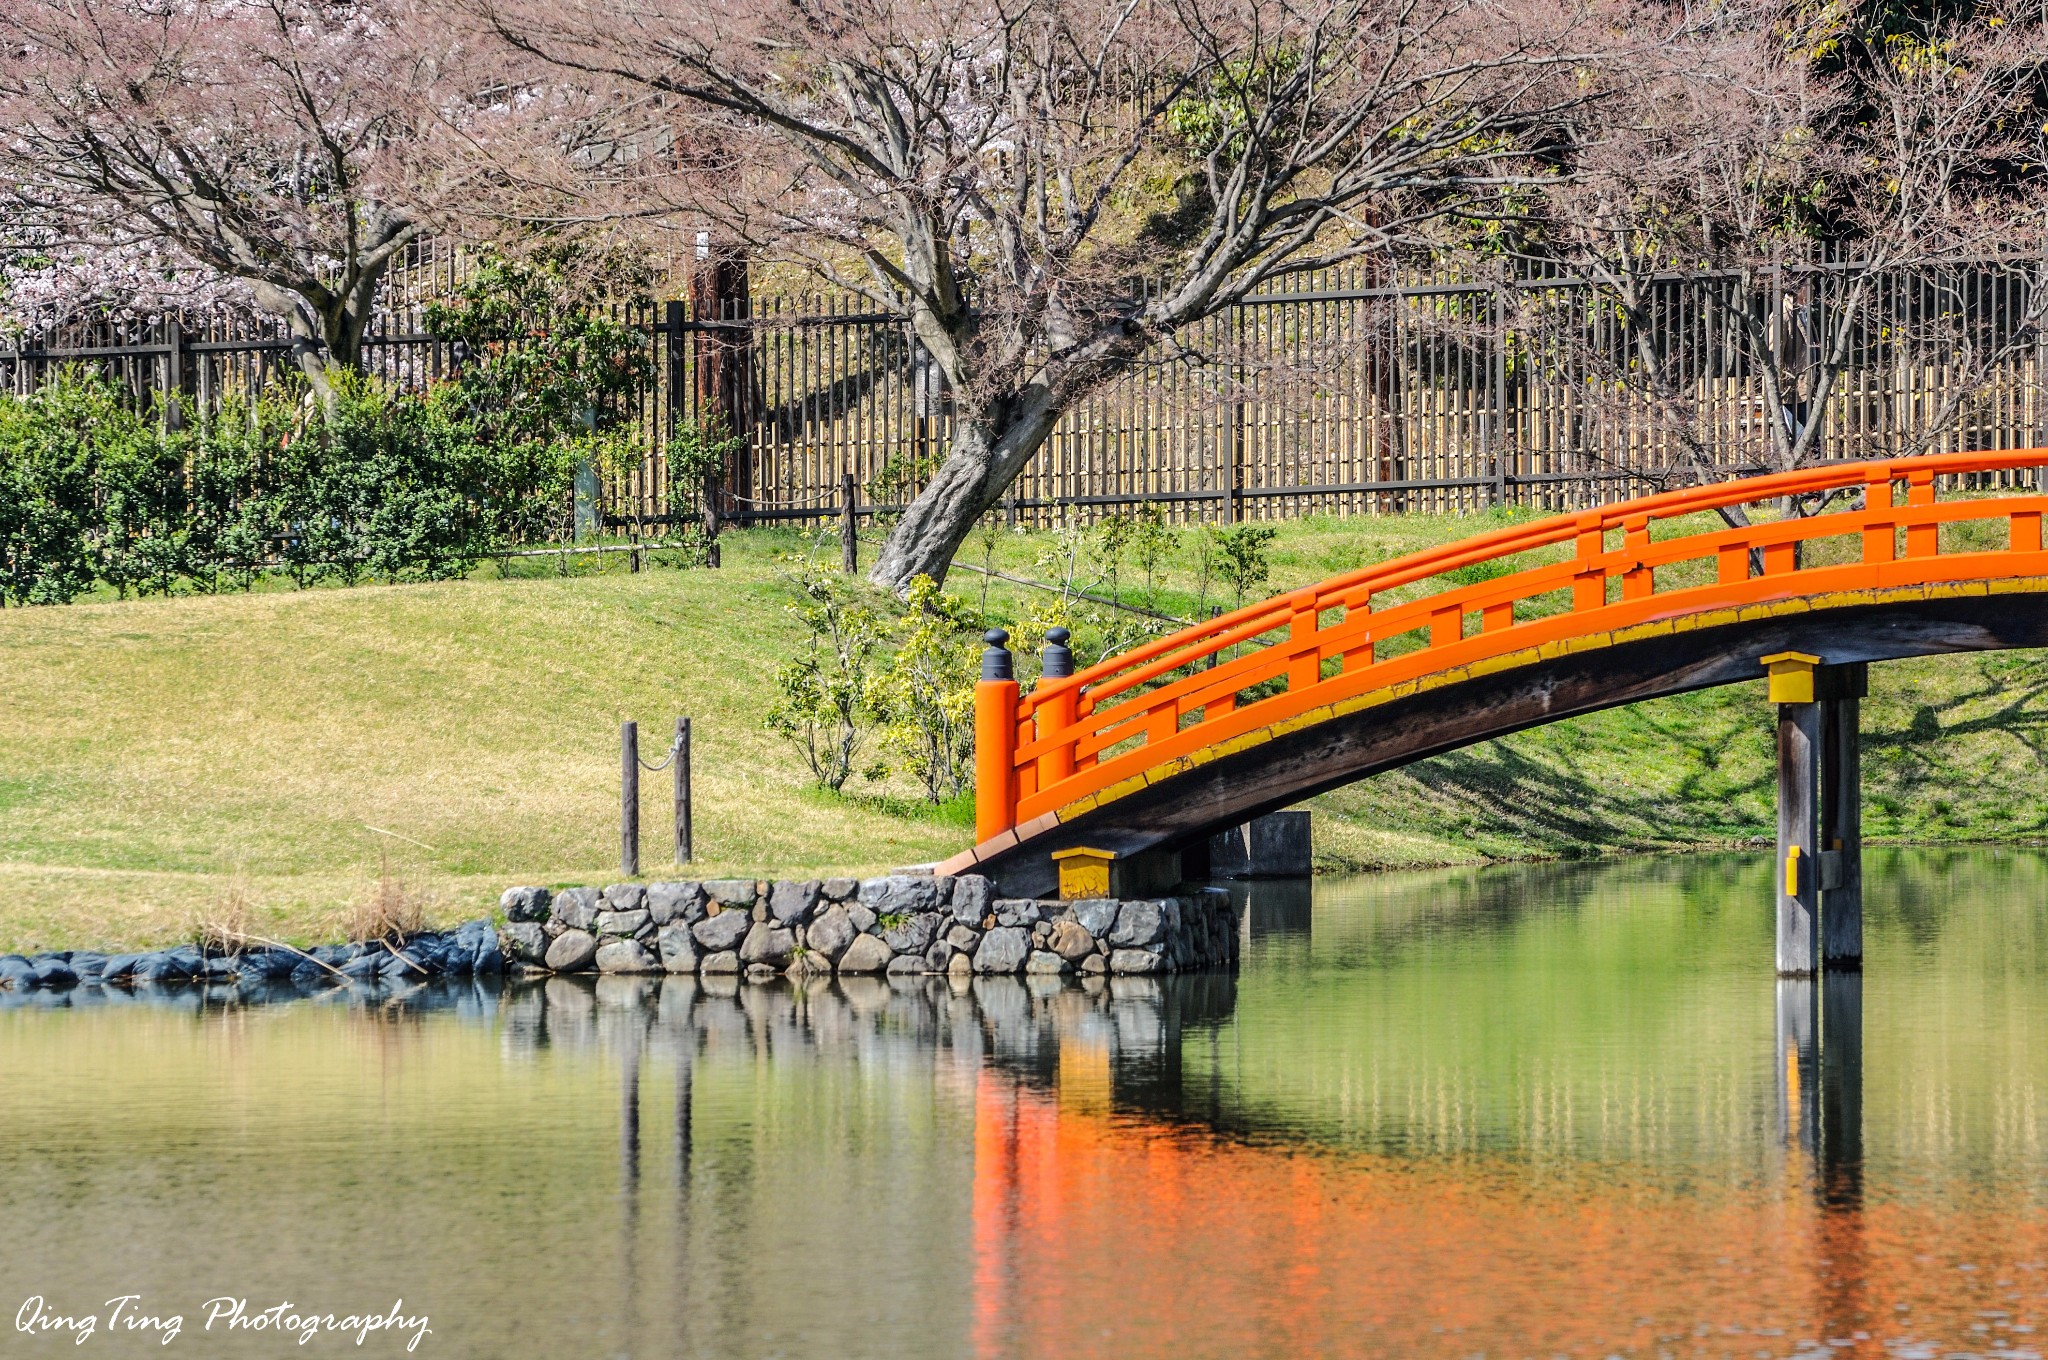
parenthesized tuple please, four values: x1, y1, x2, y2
(841, 473, 859, 574)
(1226, 393, 1244, 525)
(664, 298, 687, 534)
(622, 720, 640, 879)
(674, 716, 693, 865)
(1491, 273, 1509, 509)
(160, 319, 185, 434)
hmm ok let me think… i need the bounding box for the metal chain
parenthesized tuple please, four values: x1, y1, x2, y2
(636, 733, 686, 773)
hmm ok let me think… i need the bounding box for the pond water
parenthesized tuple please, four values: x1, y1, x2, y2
(5, 849, 2048, 1358)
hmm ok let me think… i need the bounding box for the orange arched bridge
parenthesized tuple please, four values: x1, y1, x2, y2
(941, 450, 2048, 902)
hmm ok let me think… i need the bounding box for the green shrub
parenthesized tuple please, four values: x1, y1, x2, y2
(872, 575, 980, 803)
(0, 266, 669, 603)
(269, 375, 477, 585)
(0, 370, 150, 605)
(765, 559, 890, 791)
(183, 393, 293, 593)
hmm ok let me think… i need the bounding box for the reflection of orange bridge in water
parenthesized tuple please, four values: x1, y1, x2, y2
(949, 451, 2048, 973)
(965, 982, 2046, 1360)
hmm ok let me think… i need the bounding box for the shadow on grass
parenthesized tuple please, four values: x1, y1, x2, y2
(1331, 652, 2048, 860)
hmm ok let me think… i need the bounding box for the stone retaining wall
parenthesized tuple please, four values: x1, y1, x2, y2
(496, 873, 1238, 981)
(0, 922, 504, 994)
(0, 877, 1240, 1000)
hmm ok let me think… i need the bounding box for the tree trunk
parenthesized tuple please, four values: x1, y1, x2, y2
(692, 246, 753, 516)
(868, 395, 1063, 591)
(249, 254, 392, 411)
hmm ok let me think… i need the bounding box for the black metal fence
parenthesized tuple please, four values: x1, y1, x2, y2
(8, 255, 2045, 533)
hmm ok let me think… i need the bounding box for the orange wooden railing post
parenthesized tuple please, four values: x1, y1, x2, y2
(1572, 513, 1605, 612)
(1621, 515, 1653, 600)
(1862, 469, 1896, 565)
(1905, 470, 1938, 558)
(1287, 589, 1321, 690)
(975, 630, 1020, 844)
(1037, 628, 1077, 791)
(2016, 507, 2045, 554)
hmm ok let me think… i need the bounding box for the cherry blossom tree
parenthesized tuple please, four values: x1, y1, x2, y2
(458, 0, 1639, 589)
(1513, 0, 2048, 501)
(0, 0, 449, 399)
(1, 216, 256, 329)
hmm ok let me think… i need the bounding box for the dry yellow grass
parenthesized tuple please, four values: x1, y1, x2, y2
(0, 547, 966, 951)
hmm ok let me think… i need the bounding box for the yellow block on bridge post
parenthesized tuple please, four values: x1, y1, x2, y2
(1052, 847, 1117, 901)
(1761, 651, 1821, 704)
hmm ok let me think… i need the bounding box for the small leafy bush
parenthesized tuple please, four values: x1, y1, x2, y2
(1214, 523, 1278, 608)
(872, 575, 980, 803)
(765, 560, 890, 791)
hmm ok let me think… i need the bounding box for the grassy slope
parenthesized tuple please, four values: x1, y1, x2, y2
(2, 514, 2045, 950)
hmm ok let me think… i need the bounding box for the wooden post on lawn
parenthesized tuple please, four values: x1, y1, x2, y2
(841, 473, 859, 574)
(621, 720, 640, 879)
(674, 717, 693, 865)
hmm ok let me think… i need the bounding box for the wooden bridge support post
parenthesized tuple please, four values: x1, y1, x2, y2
(1766, 653, 1822, 975)
(1818, 663, 1867, 967)
(1767, 654, 1866, 975)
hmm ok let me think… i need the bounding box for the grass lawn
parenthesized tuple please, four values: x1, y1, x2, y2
(3, 511, 2046, 951)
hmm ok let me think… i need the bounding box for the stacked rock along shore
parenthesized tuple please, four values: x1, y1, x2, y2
(497, 874, 1239, 981)
(0, 921, 504, 993)
(0, 874, 1239, 996)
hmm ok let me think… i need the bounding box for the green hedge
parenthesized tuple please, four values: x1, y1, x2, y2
(0, 370, 585, 604)
(0, 259, 667, 606)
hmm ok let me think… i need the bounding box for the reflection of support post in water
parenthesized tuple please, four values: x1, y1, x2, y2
(1776, 975, 1868, 1338)
(1817, 973, 1863, 1208)
(621, 1033, 642, 1196)
(1775, 978, 1818, 1166)
(1819, 975, 1867, 1342)
(1236, 877, 1314, 950)
(1775, 975, 1862, 1189)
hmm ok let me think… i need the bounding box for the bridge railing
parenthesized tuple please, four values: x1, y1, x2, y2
(972, 450, 2048, 844)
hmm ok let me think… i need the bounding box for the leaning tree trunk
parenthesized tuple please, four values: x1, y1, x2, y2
(868, 395, 1065, 592)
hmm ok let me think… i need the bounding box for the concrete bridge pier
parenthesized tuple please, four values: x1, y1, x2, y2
(1203, 812, 1313, 880)
(1767, 655, 1866, 976)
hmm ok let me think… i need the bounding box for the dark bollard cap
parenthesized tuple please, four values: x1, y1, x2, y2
(981, 628, 1014, 681)
(1041, 626, 1074, 679)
